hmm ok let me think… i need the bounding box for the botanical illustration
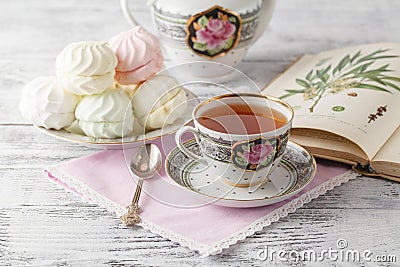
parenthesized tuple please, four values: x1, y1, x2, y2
(231, 137, 277, 171)
(368, 105, 387, 123)
(280, 49, 400, 112)
(186, 5, 241, 59)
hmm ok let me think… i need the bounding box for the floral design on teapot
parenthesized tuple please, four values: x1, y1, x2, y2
(186, 5, 242, 59)
(231, 137, 278, 171)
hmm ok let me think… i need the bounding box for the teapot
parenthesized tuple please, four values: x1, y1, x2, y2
(120, 0, 276, 80)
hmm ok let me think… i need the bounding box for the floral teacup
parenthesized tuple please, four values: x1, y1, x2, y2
(175, 93, 293, 188)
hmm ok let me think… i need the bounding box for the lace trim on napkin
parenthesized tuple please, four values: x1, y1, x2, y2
(46, 166, 359, 256)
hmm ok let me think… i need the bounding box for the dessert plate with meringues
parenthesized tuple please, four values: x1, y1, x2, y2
(165, 140, 316, 208)
(37, 88, 199, 150)
(19, 27, 202, 149)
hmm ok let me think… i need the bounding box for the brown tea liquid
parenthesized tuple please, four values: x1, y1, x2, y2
(197, 103, 287, 134)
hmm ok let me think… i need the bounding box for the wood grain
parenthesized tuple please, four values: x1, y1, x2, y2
(1, 0, 399, 266)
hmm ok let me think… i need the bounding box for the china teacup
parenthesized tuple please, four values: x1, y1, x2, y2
(175, 93, 293, 187)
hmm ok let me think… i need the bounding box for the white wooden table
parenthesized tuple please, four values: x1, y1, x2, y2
(1, 1, 399, 266)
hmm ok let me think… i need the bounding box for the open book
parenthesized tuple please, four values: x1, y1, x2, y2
(263, 43, 400, 182)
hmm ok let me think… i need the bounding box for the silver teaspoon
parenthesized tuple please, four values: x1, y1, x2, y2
(120, 143, 162, 226)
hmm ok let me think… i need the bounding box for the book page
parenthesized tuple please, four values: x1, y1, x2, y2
(290, 128, 369, 164)
(264, 43, 400, 160)
(372, 126, 400, 164)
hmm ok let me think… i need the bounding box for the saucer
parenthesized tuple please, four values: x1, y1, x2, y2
(165, 140, 316, 208)
(37, 89, 198, 149)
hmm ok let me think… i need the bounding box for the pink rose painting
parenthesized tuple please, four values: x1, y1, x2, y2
(186, 6, 241, 58)
(196, 18, 236, 50)
(231, 138, 277, 171)
(242, 143, 274, 164)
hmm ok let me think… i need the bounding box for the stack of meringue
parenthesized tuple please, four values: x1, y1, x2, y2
(73, 90, 135, 138)
(19, 76, 80, 130)
(132, 75, 188, 130)
(19, 26, 188, 139)
(56, 41, 117, 96)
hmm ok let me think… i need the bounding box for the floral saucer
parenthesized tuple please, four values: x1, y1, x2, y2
(165, 140, 316, 208)
(37, 89, 198, 149)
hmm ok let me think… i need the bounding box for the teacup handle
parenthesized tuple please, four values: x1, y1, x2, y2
(175, 126, 208, 165)
(120, 0, 139, 26)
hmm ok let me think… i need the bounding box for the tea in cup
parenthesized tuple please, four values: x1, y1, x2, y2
(175, 93, 293, 187)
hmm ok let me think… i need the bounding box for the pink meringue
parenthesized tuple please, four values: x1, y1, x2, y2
(109, 26, 163, 85)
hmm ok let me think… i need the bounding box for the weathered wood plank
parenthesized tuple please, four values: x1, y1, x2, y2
(1, 0, 400, 265)
(1, 206, 398, 266)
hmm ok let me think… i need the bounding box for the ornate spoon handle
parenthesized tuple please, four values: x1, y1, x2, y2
(120, 178, 143, 226)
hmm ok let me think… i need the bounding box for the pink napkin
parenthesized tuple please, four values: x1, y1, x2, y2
(45, 134, 358, 256)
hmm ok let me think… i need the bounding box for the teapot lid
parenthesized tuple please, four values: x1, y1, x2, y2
(151, 0, 262, 17)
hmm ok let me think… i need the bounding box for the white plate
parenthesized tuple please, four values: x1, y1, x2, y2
(165, 140, 316, 208)
(37, 89, 199, 149)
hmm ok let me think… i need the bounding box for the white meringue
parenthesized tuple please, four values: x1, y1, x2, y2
(30, 110, 76, 130)
(142, 87, 188, 129)
(19, 76, 79, 130)
(77, 118, 134, 139)
(131, 75, 188, 129)
(75, 89, 135, 138)
(56, 41, 117, 95)
(57, 74, 116, 96)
